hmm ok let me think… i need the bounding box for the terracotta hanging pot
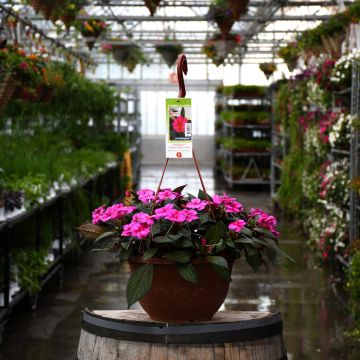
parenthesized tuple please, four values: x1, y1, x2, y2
(144, 0, 161, 16)
(226, 0, 249, 21)
(0, 73, 15, 113)
(128, 256, 233, 323)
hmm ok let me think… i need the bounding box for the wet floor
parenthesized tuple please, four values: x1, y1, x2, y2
(0, 165, 359, 360)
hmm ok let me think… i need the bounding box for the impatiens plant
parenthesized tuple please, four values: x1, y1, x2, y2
(78, 186, 292, 307)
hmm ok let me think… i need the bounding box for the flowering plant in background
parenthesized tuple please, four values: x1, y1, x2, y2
(78, 186, 292, 306)
(77, 19, 108, 37)
(330, 51, 360, 90)
(314, 58, 335, 90)
(329, 113, 353, 149)
(259, 62, 277, 80)
(202, 33, 241, 66)
(319, 158, 350, 207)
(305, 207, 348, 261)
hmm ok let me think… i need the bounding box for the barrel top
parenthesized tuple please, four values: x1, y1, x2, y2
(93, 310, 273, 323)
(81, 309, 283, 344)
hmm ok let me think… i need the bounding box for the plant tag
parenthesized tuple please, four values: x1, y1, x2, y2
(165, 98, 192, 158)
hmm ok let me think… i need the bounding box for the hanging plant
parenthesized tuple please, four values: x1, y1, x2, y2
(53, 0, 85, 29)
(206, 0, 236, 39)
(259, 63, 277, 79)
(225, 0, 249, 21)
(108, 43, 148, 73)
(155, 39, 183, 68)
(144, 0, 161, 16)
(278, 41, 298, 72)
(202, 33, 242, 67)
(76, 19, 108, 50)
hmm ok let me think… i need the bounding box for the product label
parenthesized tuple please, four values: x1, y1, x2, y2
(165, 98, 192, 158)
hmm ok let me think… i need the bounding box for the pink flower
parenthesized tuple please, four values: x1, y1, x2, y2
(19, 61, 28, 70)
(132, 212, 154, 226)
(180, 209, 199, 222)
(173, 116, 187, 133)
(121, 222, 150, 239)
(99, 204, 136, 222)
(137, 189, 155, 203)
(165, 209, 186, 223)
(186, 198, 208, 211)
(228, 219, 247, 233)
(158, 188, 178, 201)
(250, 208, 279, 237)
(201, 238, 207, 246)
(212, 194, 243, 213)
(92, 205, 106, 224)
(153, 204, 174, 220)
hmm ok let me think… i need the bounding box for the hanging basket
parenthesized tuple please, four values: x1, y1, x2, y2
(40, 3, 55, 20)
(144, 0, 161, 16)
(156, 46, 183, 68)
(60, 14, 77, 29)
(285, 57, 297, 72)
(0, 73, 15, 113)
(112, 45, 132, 64)
(226, 0, 249, 21)
(216, 18, 235, 39)
(128, 256, 233, 323)
(81, 29, 102, 50)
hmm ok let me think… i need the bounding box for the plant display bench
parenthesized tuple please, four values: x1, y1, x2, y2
(77, 309, 287, 360)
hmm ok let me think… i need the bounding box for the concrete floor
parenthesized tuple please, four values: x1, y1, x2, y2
(0, 165, 359, 359)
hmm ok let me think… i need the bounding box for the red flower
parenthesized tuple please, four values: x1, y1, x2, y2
(173, 115, 187, 133)
(19, 61, 28, 70)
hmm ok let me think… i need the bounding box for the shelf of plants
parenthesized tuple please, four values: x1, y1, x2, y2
(215, 84, 272, 188)
(0, 39, 139, 324)
(272, 1, 360, 337)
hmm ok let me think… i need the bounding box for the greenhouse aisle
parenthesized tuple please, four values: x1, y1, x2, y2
(0, 165, 357, 360)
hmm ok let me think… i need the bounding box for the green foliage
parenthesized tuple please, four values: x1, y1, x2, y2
(220, 110, 269, 125)
(222, 84, 267, 97)
(219, 137, 271, 151)
(13, 249, 49, 295)
(347, 250, 360, 335)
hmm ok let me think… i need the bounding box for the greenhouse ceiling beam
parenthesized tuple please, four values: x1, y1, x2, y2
(99, 39, 288, 45)
(88, 0, 353, 7)
(28, 14, 331, 22)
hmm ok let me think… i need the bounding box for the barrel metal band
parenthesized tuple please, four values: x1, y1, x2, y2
(81, 309, 283, 345)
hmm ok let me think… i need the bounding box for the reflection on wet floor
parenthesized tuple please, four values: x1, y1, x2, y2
(0, 165, 359, 359)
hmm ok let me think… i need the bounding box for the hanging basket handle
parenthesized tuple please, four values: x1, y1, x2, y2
(177, 54, 187, 98)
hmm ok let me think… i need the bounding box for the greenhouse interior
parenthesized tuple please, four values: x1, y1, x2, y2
(0, 0, 360, 359)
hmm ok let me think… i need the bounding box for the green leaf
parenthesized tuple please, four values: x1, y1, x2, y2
(95, 231, 114, 243)
(198, 189, 213, 201)
(205, 223, 226, 245)
(177, 263, 198, 284)
(178, 238, 195, 248)
(253, 227, 277, 239)
(152, 236, 175, 244)
(240, 227, 253, 237)
(151, 221, 167, 236)
(206, 255, 229, 269)
(226, 238, 235, 249)
(163, 251, 192, 263)
(246, 253, 263, 272)
(210, 263, 231, 281)
(187, 193, 196, 200)
(126, 264, 153, 308)
(168, 228, 191, 240)
(173, 185, 187, 193)
(143, 248, 158, 260)
(199, 214, 215, 225)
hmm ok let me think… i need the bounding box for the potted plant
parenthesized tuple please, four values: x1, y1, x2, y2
(109, 43, 147, 73)
(76, 19, 108, 50)
(203, 33, 242, 66)
(278, 42, 299, 72)
(144, 0, 161, 16)
(225, 0, 249, 21)
(155, 39, 183, 68)
(52, 0, 84, 29)
(78, 186, 292, 323)
(206, 0, 236, 39)
(259, 62, 277, 80)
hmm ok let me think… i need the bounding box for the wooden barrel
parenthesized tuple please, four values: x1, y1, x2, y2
(77, 309, 287, 360)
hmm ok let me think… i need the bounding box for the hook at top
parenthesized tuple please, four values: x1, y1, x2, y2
(177, 54, 188, 98)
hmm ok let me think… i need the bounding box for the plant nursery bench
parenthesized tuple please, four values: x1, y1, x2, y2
(77, 309, 287, 360)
